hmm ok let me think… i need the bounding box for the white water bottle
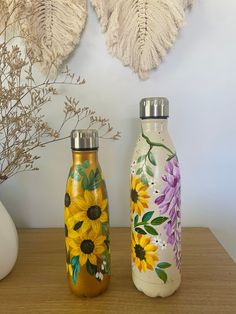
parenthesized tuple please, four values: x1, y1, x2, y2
(130, 97, 181, 298)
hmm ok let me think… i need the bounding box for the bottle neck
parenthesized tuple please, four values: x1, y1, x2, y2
(141, 118, 168, 133)
(72, 150, 98, 165)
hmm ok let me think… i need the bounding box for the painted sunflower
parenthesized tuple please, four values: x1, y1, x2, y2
(73, 189, 108, 234)
(130, 176, 149, 215)
(64, 207, 79, 252)
(131, 232, 158, 272)
(66, 254, 73, 276)
(64, 176, 80, 215)
(68, 230, 106, 266)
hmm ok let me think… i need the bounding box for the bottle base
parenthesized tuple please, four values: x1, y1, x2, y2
(69, 284, 109, 298)
(132, 274, 181, 298)
(68, 272, 110, 298)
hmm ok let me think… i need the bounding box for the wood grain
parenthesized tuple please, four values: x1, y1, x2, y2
(0, 228, 235, 314)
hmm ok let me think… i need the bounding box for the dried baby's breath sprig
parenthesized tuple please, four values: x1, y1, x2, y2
(61, 65, 86, 85)
(89, 116, 121, 140)
(0, 6, 121, 184)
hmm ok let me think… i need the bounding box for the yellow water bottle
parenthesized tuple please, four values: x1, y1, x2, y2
(64, 129, 110, 297)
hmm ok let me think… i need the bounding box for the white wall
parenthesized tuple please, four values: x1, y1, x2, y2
(1, 0, 236, 261)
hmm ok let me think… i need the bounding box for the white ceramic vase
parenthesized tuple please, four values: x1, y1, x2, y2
(0, 201, 18, 280)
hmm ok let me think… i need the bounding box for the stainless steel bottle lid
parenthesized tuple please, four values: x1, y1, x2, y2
(71, 129, 99, 150)
(140, 97, 169, 119)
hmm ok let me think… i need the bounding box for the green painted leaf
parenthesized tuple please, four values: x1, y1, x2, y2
(88, 181, 101, 191)
(78, 167, 86, 176)
(141, 175, 148, 186)
(102, 223, 108, 234)
(89, 170, 95, 182)
(71, 256, 79, 266)
(137, 155, 145, 163)
(144, 225, 158, 235)
(87, 172, 96, 190)
(70, 171, 80, 181)
(157, 262, 171, 269)
(103, 251, 111, 275)
(148, 151, 157, 166)
(134, 215, 139, 227)
(76, 165, 83, 172)
(146, 165, 154, 177)
(95, 167, 100, 177)
(74, 174, 81, 181)
(142, 211, 154, 222)
(87, 168, 102, 190)
(104, 239, 110, 249)
(82, 176, 89, 190)
(86, 260, 97, 276)
(155, 268, 167, 283)
(72, 256, 80, 285)
(151, 217, 168, 226)
(82, 160, 89, 168)
(94, 173, 102, 184)
(135, 227, 147, 235)
(136, 168, 142, 175)
(74, 221, 83, 231)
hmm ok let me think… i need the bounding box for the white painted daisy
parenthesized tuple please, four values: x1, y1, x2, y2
(95, 271, 104, 281)
(151, 235, 162, 245)
(131, 168, 135, 175)
(161, 241, 167, 250)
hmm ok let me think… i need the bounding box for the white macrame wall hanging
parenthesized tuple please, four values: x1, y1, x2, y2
(3, 0, 193, 78)
(91, 0, 193, 79)
(4, 0, 87, 73)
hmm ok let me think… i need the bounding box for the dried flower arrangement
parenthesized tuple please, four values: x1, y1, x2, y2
(0, 2, 121, 184)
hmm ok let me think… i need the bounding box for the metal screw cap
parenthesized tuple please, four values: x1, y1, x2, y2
(71, 129, 99, 151)
(140, 97, 169, 119)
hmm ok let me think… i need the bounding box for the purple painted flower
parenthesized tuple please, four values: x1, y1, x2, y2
(155, 156, 181, 269)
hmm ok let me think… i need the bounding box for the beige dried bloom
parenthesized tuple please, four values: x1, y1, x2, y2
(0, 6, 121, 184)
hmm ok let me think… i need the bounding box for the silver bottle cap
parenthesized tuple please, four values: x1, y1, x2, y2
(140, 97, 169, 119)
(71, 129, 99, 150)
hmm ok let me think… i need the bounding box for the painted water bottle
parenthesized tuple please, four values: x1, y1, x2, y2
(64, 129, 110, 297)
(130, 97, 181, 298)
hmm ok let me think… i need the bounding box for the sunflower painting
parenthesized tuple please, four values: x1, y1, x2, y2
(73, 190, 108, 234)
(64, 176, 79, 215)
(130, 141, 176, 283)
(64, 159, 110, 285)
(68, 230, 106, 266)
(132, 232, 158, 272)
(130, 176, 149, 215)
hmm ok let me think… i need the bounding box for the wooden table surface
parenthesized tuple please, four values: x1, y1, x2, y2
(0, 228, 235, 314)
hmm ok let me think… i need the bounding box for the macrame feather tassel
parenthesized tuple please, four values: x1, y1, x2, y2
(91, 0, 112, 32)
(92, 0, 193, 79)
(16, 0, 87, 74)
